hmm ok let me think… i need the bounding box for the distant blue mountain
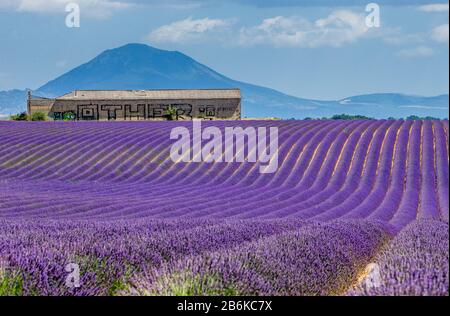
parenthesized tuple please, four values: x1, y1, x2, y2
(0, 89, 29, 119)
(0, 43, 448, 119)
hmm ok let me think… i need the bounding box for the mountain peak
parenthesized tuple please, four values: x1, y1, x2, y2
(101, 43, 177, 56)
(36, 42, 232, 96)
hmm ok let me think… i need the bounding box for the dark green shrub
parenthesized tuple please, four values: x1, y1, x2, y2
(331, 114, 374, 120)
(31, 111, 47, 121)
(10, 112, 29, 121)
(406, 115, 440, 120)
(164, 106, 178, 121)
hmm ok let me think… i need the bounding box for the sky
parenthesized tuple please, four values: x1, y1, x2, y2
(0, 0, 448, 100)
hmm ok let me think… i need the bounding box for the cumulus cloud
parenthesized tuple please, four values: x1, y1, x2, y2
(418, 3, 449, 12)
(396, 46, 435, 57)
(2, 0, 449, 12)
(399, 105, 448, 109)
(0, 0, 18, 9)
(431, 24, 449, 43)
(147, 17, 235, 43)
(132, 1, 450, 8)
(233, 0, 450, 7)
(0, 0, 132, 18)
(238, 16, 310, 47)
(382, 29, 426, 45)
(146, 9, 384, 48)
(238, 10, 370, 47)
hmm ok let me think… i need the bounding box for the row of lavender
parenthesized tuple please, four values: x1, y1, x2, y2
(0, 120, 448, 229)
(0, 120, 448, 295)
(348, 219, 449, 296)
(1, 219, 447, 296)
(1, 219, 304, 295)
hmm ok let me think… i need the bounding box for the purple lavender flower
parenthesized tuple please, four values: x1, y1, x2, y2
(348, 220, 449, 296)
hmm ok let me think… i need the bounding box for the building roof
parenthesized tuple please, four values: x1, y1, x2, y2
(57, 89, 241, 100)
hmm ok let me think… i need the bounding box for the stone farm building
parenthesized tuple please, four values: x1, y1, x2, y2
(28, 89, 241, 121)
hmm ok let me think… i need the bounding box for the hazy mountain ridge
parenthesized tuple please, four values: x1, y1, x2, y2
(0, 43, 448, 119)
(0, 89, 29, 118)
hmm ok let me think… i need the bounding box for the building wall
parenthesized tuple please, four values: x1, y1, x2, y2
(28, 99, 55, 117)
(32, 98, 241, 121)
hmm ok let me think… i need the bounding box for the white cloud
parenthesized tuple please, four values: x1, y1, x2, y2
(0, 0, 132, 18)
(164, 2, 203, 10)
(381, 26, 426, 45)
(144, 8, 447, 49)
(418, 3, 449, 12)
(396, 46, 435, 57)
(431, 24, 449, 43)
(0, 0, 19, 9)
(238, 16, 310, 47)
(238, 10, 370, 48)
(147, 17, 235, 43)
(399, 105, 448, 109)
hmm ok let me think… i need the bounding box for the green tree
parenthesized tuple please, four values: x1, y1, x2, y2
(10, 112, 29, 121)
(165, 105, 178, 121)
(331, 114, 373, 120)
(31, 111, 47, 121)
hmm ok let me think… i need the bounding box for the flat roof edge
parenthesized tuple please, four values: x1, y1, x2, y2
(54, 89, 241, 100)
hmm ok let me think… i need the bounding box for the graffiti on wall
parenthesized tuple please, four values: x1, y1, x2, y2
(50, 103, 238, 121)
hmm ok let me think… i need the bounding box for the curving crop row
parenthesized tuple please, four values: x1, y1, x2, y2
(0, 120, 448, 229)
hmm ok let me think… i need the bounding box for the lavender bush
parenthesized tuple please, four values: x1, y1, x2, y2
(126, 220, 391, 296)
(0, 219, 304, 295)
(0, 120, 448, 296)
(348, 220, 449, 296)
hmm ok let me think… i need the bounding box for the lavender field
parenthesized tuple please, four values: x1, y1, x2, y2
(0, 120, 448, 296)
